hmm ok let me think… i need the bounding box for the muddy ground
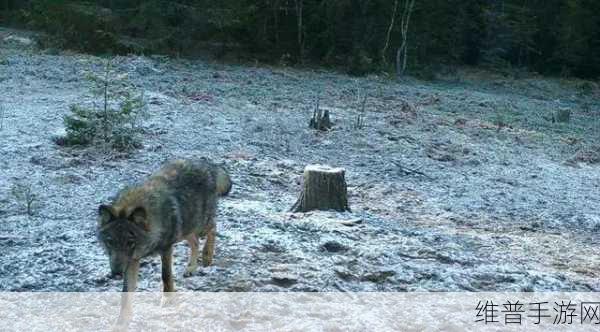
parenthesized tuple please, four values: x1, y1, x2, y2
(0, 28, 599, 292)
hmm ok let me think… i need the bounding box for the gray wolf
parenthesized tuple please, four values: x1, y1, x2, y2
(97, 158, 231, 325)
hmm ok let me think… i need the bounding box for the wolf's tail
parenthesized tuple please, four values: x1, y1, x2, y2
(215, 165, 232, 196)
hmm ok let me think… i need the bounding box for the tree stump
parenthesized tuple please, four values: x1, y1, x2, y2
(291, 165, 350, 212)
(309, 108, 332, 131)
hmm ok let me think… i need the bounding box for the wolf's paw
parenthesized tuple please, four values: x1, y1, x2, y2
(161, 291, 178, 307)
(112, 319, 130, 332)
(183, 265, 197, 277)
(202, 258, 213, 267)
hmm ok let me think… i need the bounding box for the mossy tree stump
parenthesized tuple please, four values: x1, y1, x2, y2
(292, 165, 350, 212)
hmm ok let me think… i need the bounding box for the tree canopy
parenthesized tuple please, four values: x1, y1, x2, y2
(1, 0, 599, 78)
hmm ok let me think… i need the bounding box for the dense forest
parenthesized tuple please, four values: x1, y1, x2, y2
(1, 0, 599, 78)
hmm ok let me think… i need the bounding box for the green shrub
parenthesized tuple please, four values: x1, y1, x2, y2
(58, 60, 145, 152)
(61, 103, 143, 151)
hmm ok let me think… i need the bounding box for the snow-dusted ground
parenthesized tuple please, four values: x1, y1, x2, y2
(0, 28, 599, 292)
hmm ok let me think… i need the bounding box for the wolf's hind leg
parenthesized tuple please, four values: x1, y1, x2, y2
(184, 233, 199, 277)
(202, 225, 216, 267)
(161, 246, 175, 292)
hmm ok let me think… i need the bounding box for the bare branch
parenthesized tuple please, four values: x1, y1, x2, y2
(381, 0, 399, 65)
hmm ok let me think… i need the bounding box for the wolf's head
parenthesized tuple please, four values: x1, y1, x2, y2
(97, 205, 148, 278)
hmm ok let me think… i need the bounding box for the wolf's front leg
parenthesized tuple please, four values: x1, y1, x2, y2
(161, 246, 175, 292)
(115, 259, 140, 329)
(202, 226, 216, 267)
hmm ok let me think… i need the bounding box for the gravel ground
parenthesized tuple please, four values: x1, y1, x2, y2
(0, 28, 599, 292)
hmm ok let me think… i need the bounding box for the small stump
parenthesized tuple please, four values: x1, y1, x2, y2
(309, 108, 332, 131)
(292, 165, 350, 212)
(554, 108, 571, 123)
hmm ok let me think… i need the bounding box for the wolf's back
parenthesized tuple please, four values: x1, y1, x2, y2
(157, 158, 231, 197)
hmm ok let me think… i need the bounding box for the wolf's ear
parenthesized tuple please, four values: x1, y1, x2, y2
(98, 205, 114, 225)
(128, 207, 149, 231)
